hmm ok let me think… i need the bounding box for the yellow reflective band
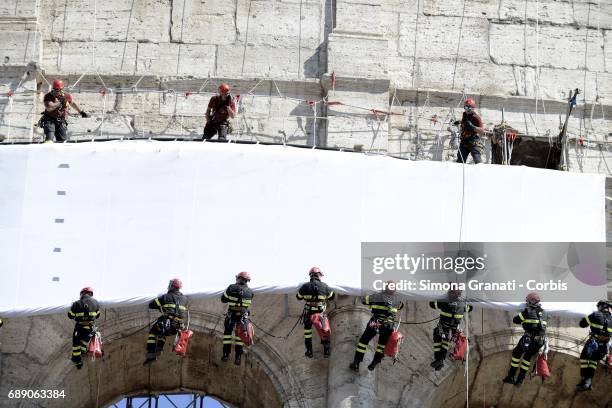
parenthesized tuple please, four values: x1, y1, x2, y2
(522, 319, 545, 325)
(74, 312, 85, 317)
(511, 362, 520, 367)
(81, 340, 88, 345)
(441, 344, 449, 350)
(364, 295, 370, 305)
(511, 357, 521, 362)
(72, 346, 81, 350)
(148, 334, 157, 338)
(328, 291, 335, 298)
(72, 352, 81, 356)
(68, 311, 75, 316)
(434, 348, 441, 351)
(518, 312, 525, 321)
(223, 341, 233, 344)
(304, 329, 313, 333)
(155, 298, 161, 307)
(304, 335, 313, 339)
(224, 292, 238, 301)
(433, 342, 442, 346)
(302, 295, 313, 300)
(439, 311, 453, 318)
(223, 335, 233, 339)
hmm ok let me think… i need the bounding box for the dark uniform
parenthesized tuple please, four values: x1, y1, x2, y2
(503, 305, 548, 385)
(221, 282, 253, 361)
(41, 92, 73, 142)
(429, 299, 472, 369)
(146, 289, 187, 359)
(577, 307, 611, 391)
(351, 292, 404, 370)
(456, 111, 484, 164)
(203, 95, 236, 141)
(67, 294, 100, 368)
(296, 277, 335, 357)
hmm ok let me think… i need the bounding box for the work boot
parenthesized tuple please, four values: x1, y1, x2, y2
(576, 377, 592, 392)
(75, 362, 83, 370)
(367, 357, 382, 371)
(305, 348, 313, 358)
(142, 353, 157, 367)
(502, 374, 515, 384)
(514, 371, 526, 387)
(430, 359, 444, 371)
(234, 354, 241, 366)
(502, 367, 517, 384)
(221, 354, 230, 362)
(323, 343, 331, 358)
(349, 362, 360, 372)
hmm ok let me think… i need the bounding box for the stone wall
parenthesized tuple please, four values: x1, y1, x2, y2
(0, 0, 611, 175)
(1, 296, 609, 408)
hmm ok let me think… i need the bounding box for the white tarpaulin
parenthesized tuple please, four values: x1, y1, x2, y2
(0, 142, 606, 316)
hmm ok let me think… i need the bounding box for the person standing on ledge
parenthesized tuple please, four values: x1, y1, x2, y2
(455, 98, 486, 164)
(203, 83, 236, 142)
(40, 79, 89, 143)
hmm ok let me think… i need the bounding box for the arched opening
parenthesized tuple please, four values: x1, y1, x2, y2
(26, 307, 295, 408)
(428, 350, 611, 408)
(107, 393, 231, 407)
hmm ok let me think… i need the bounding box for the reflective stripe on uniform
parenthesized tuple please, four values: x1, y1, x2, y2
(355, 342, 367, 353)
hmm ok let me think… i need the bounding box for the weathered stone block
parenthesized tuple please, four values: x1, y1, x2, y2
(414, 59, 517, 95)
(335, 1, 397, 37)
(0, 0, 37, 17)
(400, 15, 490, 62)
(0, 31, 40, 66)
(217, 44, 303, 79)
(41, 0, 171, 43)
(41, 40, 137, 75)
(136, 42, 216, 76)
(490, 23, 605, 72)
(172, 0, 236, 45)
(328, 33, 389, 78)
(236, 0, 321, 49)
(423, 0, 500, 19)
(499, 0, 612, 30)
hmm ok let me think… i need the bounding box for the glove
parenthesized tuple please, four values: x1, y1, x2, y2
(80, 111, 90, 118)
(452, 120, 460, 126)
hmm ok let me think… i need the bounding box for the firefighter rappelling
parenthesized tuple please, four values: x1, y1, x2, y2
(502, 292, 548, 387)
(429, 288, 472, 371)
(143, 278, 188, 366)
(296, 266, 335, 358)
(350, 281, 405, 372)
(67, 287, 101, 370)
(576, 300, 612, 392)
(221, 271, 254, 366)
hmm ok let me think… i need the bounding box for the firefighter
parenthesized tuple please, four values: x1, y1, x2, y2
(203, 83, 236, 141)
(349, 282, 404, 372)
(221, 271, 254, 366)
(40, 79, 89, 143)
(454, 98, 486, 164)
(143, 279, 188, 366)
(576, 300, 612, 392)
(429, 288, 472, 371)
(296, 266, 336, 358)
(502, 292, 548, 387)
(67, 287, 100, 369)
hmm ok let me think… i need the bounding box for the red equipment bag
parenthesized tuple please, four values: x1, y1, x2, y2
(384, 330, 404, 358)
(87, 333, 103, 359)
(606, 353, 612, 374)
(310, 313, 331, 342)
(535, 353, 550, 379)
(173, 329, 193, 357)
(451, 331, 468, 361)
(235, 318, 255, 347)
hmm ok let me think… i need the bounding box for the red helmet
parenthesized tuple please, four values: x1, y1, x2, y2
(80, 287, 93, 297)
(464, 98, 476, 109)
(309, 266, 323, 277)
(218, 83, 231, 94)
(168, 278, 182, 290)
(526, 292, 540, 305)
(52, 79, 64, 90)
(237, 271, 251, 281)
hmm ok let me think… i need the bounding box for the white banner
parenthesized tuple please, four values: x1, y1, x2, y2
(0, 142, 605, 316)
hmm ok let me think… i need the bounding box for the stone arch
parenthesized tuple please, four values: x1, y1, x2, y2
(421, 330, 611, 408)
(24, 306, 309, 408)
